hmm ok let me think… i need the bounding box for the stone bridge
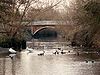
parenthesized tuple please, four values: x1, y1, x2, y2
(28, 20, 66, 34)
(26, 20, 74, 39)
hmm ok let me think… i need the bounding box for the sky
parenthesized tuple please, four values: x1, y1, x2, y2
(28, 0, 63, 12)
(19, 0, 74, 13)
(37, 0, 74, 12)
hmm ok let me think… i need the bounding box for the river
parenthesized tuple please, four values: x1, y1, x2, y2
(0, 41, 100, 75)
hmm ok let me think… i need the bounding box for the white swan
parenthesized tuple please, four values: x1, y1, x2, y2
(9, 48, 16, 54)
(26, 47, 33, 53)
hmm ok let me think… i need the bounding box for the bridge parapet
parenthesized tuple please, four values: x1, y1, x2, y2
(29, 20, 67, 26)
(25, 20, 74, 35)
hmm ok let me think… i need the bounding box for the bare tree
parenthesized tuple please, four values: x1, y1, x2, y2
(26, 7, 61, 20)
(62, 0, 100, 47)
(0, 0, 62, 39)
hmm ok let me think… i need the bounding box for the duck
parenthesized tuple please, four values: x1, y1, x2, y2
(53, 50, 59, 55)
(68, 51, 70, 53)
(58, 48, 61, 50)
(85, 60, 88, 63)
(9, 54, 16, 59)
(38, 51, 45, 56)
(91, 60, 94, 63)
(9, 48, 16, 54)
(26, 47, 33, 53)
(61, 50, 66, 54)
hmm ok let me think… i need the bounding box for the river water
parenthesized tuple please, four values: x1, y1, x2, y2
(0, 41, 100, 75)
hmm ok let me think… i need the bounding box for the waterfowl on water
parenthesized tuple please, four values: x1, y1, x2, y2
(85, 60, 88, 63)
(61, 50, 66, 54)
(53, 50, 59, 55)
(68, 51, 70, 53)
(9, 54, 16, 59)
(38, 51, 45, 56)
(91, 60, 94, 63)
(26, 47, 33, 53)
(85, 60, 94, 63)
(9, 48, 16, 54)
(58, 48, 61, 50)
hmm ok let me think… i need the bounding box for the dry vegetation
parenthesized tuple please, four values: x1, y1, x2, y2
(0, 0, 62, 38)
(62, 0, 100, 48)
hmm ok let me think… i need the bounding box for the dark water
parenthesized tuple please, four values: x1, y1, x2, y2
(0, 42, 100, 75)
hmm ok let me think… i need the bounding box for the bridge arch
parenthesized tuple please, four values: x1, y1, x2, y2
(33, 26, 57, 39)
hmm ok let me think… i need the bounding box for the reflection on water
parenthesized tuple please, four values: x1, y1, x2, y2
(0, 42, 100, 75)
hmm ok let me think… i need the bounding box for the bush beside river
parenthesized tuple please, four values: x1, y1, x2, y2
(0, 37, 26, 51)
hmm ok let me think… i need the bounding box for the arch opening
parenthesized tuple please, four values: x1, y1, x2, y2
(33, 27, 57, 39)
